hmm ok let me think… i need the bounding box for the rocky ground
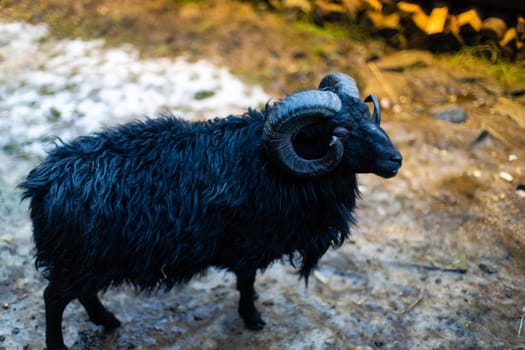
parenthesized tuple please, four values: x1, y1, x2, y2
(1, 1, 525, 349)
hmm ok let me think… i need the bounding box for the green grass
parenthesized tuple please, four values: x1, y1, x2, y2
(293, 20, 365, 41)
(442, 46, 525, 88)
(193, 90, 216, 100)
(487, 61, 525, 87)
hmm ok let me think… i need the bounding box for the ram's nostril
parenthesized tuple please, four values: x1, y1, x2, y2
(390, 153, 402, 164)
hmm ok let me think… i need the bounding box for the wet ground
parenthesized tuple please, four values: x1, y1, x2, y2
(1, 1, 525, 349)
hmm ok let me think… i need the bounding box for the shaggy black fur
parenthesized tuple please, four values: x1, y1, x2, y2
(19, 94, 399, 349)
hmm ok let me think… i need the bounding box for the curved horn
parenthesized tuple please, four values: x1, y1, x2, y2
(318, 72, 360, 99)
(264, 90, 344, 177)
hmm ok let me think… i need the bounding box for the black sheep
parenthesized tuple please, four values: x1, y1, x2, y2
(19, 72, 402, 350)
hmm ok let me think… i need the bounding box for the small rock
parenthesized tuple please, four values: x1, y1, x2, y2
(0, 234, 15, 243)
(1, 303, 9, 310)
(313, 270, 328, 284)
(431, 105, 468, 123)
(517, 184, 525, 198)
(499, 172, 514, 182)
(392, 104, 402, 113)
(479, 263, 496, 274)
(380, 97, 391, 109)
(471, 130, 491, 146)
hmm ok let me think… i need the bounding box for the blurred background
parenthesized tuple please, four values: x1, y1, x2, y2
(0, 1, 524, 349)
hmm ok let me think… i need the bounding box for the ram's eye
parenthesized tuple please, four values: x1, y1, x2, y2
(333, 127, 350, 140)
(364, 95, 381, 125)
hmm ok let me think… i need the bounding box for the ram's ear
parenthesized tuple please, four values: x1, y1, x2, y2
(364, 95, 381, 124)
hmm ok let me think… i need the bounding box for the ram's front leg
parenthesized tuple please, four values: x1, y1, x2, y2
(235, 270, 266, 330)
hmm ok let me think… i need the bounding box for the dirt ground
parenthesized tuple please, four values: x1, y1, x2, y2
(1, 1, 525, 349)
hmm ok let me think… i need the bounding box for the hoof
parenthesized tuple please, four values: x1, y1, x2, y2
(46, 343, 69, 350)
(244, 317, 266, 331)
(102, 314, 121, 331)
(91, 312, 121, 331)
(239, 304, 265, 331)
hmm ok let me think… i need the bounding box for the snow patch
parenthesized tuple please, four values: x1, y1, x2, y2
(0, 20, 269, 159)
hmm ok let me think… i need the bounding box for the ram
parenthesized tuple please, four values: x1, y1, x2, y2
(19, 72, 402, 350)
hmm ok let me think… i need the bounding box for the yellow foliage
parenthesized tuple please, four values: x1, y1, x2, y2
(283, 0, 312, 12)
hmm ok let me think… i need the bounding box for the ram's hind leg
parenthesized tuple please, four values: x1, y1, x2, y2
(79, 293, 121, 330)
(235, 270, 266, 330)
(43, 284, 74, 350)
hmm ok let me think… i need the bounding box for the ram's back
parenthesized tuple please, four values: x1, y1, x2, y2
(18, 114, 266, 288)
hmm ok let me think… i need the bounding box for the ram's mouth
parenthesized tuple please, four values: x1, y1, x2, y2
(377, 168, 399, 178)
(374, 157, 402, 178)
